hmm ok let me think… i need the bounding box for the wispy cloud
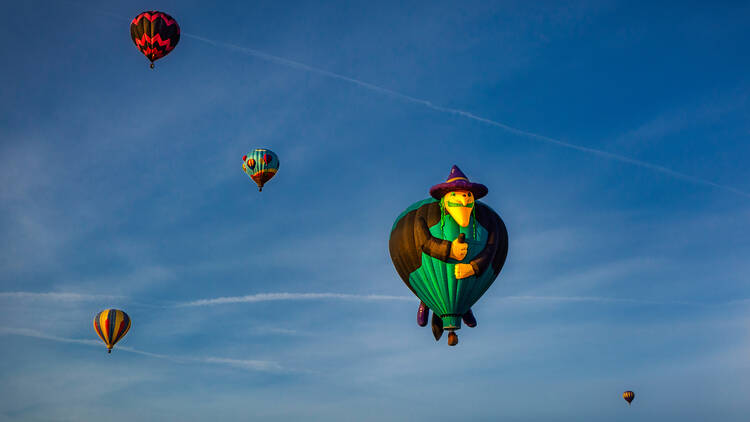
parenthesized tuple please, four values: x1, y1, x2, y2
(253, 327, 300, 336)
(496, 295, 750, 307)
(182, 33, 750, 199)
(0, 291, 167, 310)
(0, 327, 102, 347)
(177, 292, 416, 307)
(0, 327, 286, 373)
(200, 357, 284, 372)
(8, 290, 747, 309)
(0, 292, 122, 301)
(613, 91, 748, 149)
(497, 295, 701, 306)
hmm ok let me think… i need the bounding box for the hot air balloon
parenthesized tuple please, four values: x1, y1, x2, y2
(242, 149, 279, 191)
(389, 166, 508, 346)
(623, 390, 634, 406)
(93, 309, 131, 353)
(130, 11, 180, 68)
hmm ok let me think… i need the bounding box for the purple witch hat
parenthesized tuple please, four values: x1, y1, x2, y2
(429, 165, 488, 199)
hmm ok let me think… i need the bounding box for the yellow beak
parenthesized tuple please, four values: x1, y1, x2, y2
(447, 206, 472, 227)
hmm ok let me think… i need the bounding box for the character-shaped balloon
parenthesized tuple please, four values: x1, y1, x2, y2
(389, 166, 508, 346)
(242, 149, 279, 192)
(130, 11, 180, 69)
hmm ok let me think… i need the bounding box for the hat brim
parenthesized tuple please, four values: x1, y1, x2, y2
(430, 181, 488, 200)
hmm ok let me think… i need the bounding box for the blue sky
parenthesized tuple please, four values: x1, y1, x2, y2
(1, 0, 749, 420)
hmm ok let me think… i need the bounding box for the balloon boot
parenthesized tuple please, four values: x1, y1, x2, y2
(462, 309, 477, 327)
(417, 302, 429, 327)
(448, 332, 458, 346)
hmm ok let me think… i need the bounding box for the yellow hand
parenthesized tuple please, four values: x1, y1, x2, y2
(449, 237, 468, 261)
(454, 263, 475, 279)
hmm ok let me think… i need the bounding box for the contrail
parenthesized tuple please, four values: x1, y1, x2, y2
(177, 292, 416, 307)
(183, 32, 750, 199)
(0, 327, 285, 372)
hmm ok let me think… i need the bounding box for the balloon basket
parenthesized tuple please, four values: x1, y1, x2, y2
(447, 331, 458, 346)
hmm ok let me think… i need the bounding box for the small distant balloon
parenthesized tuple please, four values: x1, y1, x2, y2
(242, 149, 279, 191)
(623, 390, 635, 406)
(93, 309, 131, 353)
(130, 11, 180, 68)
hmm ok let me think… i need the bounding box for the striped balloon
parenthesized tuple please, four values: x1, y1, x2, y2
(93, 309, 131, 353)
(623, 390, 635, 405)
(242, 148, 279, 192)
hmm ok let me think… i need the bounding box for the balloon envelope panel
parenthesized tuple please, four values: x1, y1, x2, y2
(410, 215, 492, 329)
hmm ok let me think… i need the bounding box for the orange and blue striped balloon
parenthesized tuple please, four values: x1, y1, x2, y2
(93, 309, 131, 353)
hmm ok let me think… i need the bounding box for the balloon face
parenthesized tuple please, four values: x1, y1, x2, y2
(242, 149, 279, 192)
(93, 309, 131, 353)
(444, 190, 474, 227)
(130, 11, 180, 68)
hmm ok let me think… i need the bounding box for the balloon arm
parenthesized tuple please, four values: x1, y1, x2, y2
(417, 217, 451, 260)
(467, 206, 502, 276)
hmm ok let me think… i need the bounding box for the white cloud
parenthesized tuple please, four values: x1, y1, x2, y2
(0, 327, 286, 373)
(177, 292, 416, 307)
(0, 291, 122, 301)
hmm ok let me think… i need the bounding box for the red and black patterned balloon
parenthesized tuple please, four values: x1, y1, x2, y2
(130, 11, 180, 68)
